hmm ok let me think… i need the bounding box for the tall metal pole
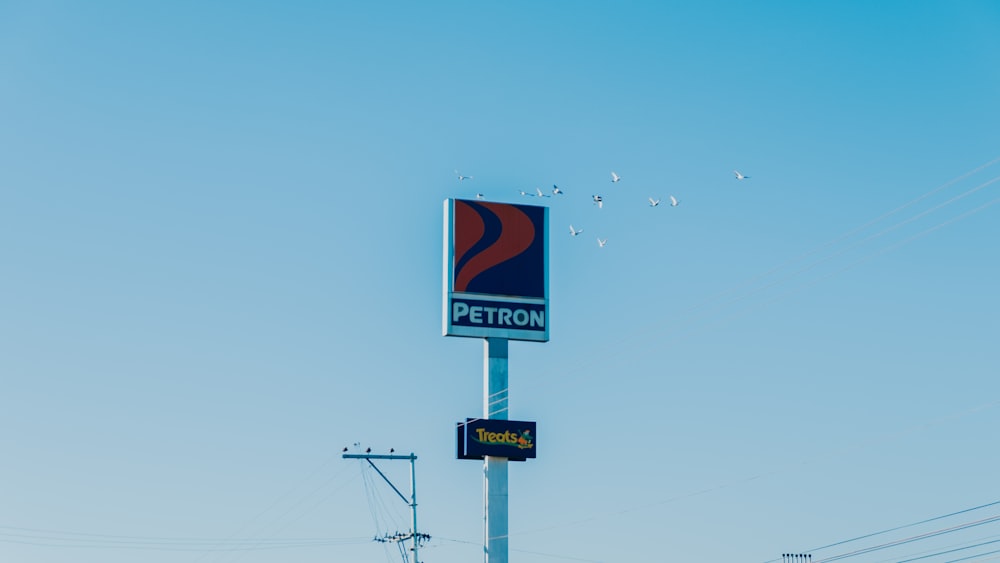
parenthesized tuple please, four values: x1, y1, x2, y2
(484, 337, 509, 563)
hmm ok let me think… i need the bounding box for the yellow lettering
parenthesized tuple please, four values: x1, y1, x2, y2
(473, 427, 533, 447)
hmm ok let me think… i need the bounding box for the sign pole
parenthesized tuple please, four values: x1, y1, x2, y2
(484, 336, 509, 563)
(445, 199, 545, 563)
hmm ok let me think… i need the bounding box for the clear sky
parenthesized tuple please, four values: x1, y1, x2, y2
(3, 2, 1000, 562)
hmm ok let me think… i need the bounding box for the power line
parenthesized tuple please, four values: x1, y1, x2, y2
(815, 513, 1000, 561)
(708, 154, 1000, 304)
(682, 188, 1000, 347)
(543, 156, 1000, 393)
(0, 528, 370, 552)
(0, 524, 343, 542)
(947, 546, 1000, 562)
(759, 500, 1000, 563)
(436, 536, 606, 562)
(210, 456, 360, 563)
(499, 399, 1000, 543)
(894, 537, 1000, 563)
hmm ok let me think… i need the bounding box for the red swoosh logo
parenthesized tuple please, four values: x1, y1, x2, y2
(454, 202, 535, 293)
(453, 200, 486, 269)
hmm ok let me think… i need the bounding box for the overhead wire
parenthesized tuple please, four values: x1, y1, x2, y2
(557, 155, 1000, 367)
(0, 453, 366, 555)
(496, 396, 1000, 544)
(361, 459, 388, 536)
(893, 537, 1000, 563)
(948, 547, 1000, 562)
(814, 515, 1000, 562)
(869, 533, 1000, 563)
(361, 457, 410, 535)
(0, 538, 367, 552)
(436, 535, 606, 562)
(672, 187, 1000, 348)
(696, 154, 1000, 307)
(228, 463, 366, 555)
(761, 505, 1000, 563)
(209, 454, 359, 563)
(369, 462, 409, 533)
(693, 172, 1000, 325)
(0, 526, 369, 551)
(602, 168, 1000, 369)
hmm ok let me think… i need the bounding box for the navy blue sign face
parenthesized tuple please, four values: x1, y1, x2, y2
(456, 418, 536, 461)
(444, 199, 549, 342)
(452, 200, 546, 298)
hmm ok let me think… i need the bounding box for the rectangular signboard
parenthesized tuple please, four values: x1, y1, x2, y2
(456, 418, 536, 461)
(443, 199, 549, 342)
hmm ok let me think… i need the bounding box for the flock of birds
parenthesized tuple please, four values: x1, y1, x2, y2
(455, 169, 751, 248)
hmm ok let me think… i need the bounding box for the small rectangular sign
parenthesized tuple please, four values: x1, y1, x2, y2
(456, 418, 536, 461)
(444, 199, 549, 342)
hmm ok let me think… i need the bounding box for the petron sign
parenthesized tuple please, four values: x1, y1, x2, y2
(457, 418, 536, 462)
(443, 199, 549, 342)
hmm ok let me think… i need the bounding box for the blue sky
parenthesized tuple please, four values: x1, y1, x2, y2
(2, 2, 1000, 562)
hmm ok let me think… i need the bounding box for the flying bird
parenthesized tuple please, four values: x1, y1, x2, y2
(597, 237, 608, 248)
(649, 197, 661, 207)
(552, 185, 563, 195)
(611, 171, 621, 183)
(670, 195, 679, 207)
(569, 225, 583, 236)
(535, 187, 550, 198)
(592, 195, 603, 208)
(455, 170, 473, 181)
(475, 193, 485, 200)
(733, 170, 750, 180)
(518, 189, 533, 197)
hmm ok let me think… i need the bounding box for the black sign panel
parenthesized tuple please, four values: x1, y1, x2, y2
(456, 418, 536, 461)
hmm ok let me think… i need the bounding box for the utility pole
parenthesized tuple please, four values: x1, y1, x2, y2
(343, 451, 428, 563)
